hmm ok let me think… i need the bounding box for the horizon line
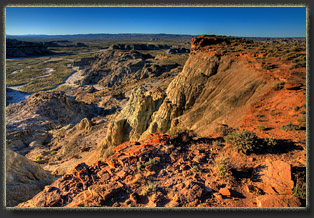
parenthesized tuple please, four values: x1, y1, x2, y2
(5, 33, 306, 38)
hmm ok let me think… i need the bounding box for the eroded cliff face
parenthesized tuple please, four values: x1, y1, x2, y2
(98, 36, 272, 157)
(98, 87, 165, 158)
(147, 52, 270, 136)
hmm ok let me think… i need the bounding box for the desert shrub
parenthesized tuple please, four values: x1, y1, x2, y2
(257, 118, 264, 122)
(297, 116, 306, 127)
(293, 172, 306, 200)
(290, 45, 302, 52)
(224, 129, 258, 154)
(50, 151, 57, 155)
(169, 127, 195, 144)
(215, 155, 231, 176)
(283, 52, 300, 61)
(256, 125, 266, 131)
(281, 122, 301, 131)
(302, 103, 306, 108)
(53, 84, 73, 92)
(300, 110, 306, 114)
(34, 154, 43, 162)
(292, 62, 306, 69)
(192, 164, 203, 172)
(255, 114, 264, 118)
(262, 63, 277, 70)
(137, 162, 144, 171)
(272, 81, 285, 91)
(263, 137, 277, 150)
(212, 140, 222, 146)
(215, 125, 234, 136)
(144, 158, 157, 167)
(292, 55, 306, 68)
(294, 106, 300, 111)
(142, 181, 157, 196)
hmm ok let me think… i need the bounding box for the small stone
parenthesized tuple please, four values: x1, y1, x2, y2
(245, 184, 255, 193)
(213, 193, 223, 201)
(130, 193, 140, 203)
(159, 169, 168, 176)
(45, 186, 53, 192)
(219, 187, 231, 196)
(112, 202, 120, 207)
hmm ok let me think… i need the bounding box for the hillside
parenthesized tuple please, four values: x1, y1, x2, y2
(7, 35, 306, 208)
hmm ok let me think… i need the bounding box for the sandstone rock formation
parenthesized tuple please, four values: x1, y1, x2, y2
(145, 37, 269, 137)
(98, 87, 165, 158)
(6, 149, 55, 207)
(98, 35, 304, 159)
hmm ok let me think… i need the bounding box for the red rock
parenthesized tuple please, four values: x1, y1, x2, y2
(256, 195, 301, 207)
(260, 159, 294, 194)
(219, 187, 231, 196)
(285, 82, 303, 90)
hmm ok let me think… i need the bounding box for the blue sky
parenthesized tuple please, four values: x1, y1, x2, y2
(6, 7, 306, 37)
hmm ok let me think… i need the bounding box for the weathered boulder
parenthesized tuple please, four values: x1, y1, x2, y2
(256, 195, 301, 207)
(285, 82, 303, 90)
(257, 159, 294, 194)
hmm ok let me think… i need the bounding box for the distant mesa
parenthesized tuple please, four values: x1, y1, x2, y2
(43, 41, 88, 48)
(76, 42, 88, 47)
(109, 43, 171, 51)
(6, 38, 55, 58)
(6, 38, 88, 58)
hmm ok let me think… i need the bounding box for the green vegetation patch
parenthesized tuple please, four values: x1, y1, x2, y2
(224, 129, 258, 155)
(256, 125, 266, 131)
(34, 154, 43, 162)
(142, 181, 157, 196)
(215, 155, 231, 176)
(272, 81, 286, 91)
(7, 57, 74, 93)
(281, 122, 301, 131)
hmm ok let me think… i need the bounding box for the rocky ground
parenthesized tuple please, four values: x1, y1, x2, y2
(6, 35, 307, 208)
(17, 132, 303, 207)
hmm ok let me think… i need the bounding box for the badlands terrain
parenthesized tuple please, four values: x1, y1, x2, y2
(5, 34, 306, 208)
